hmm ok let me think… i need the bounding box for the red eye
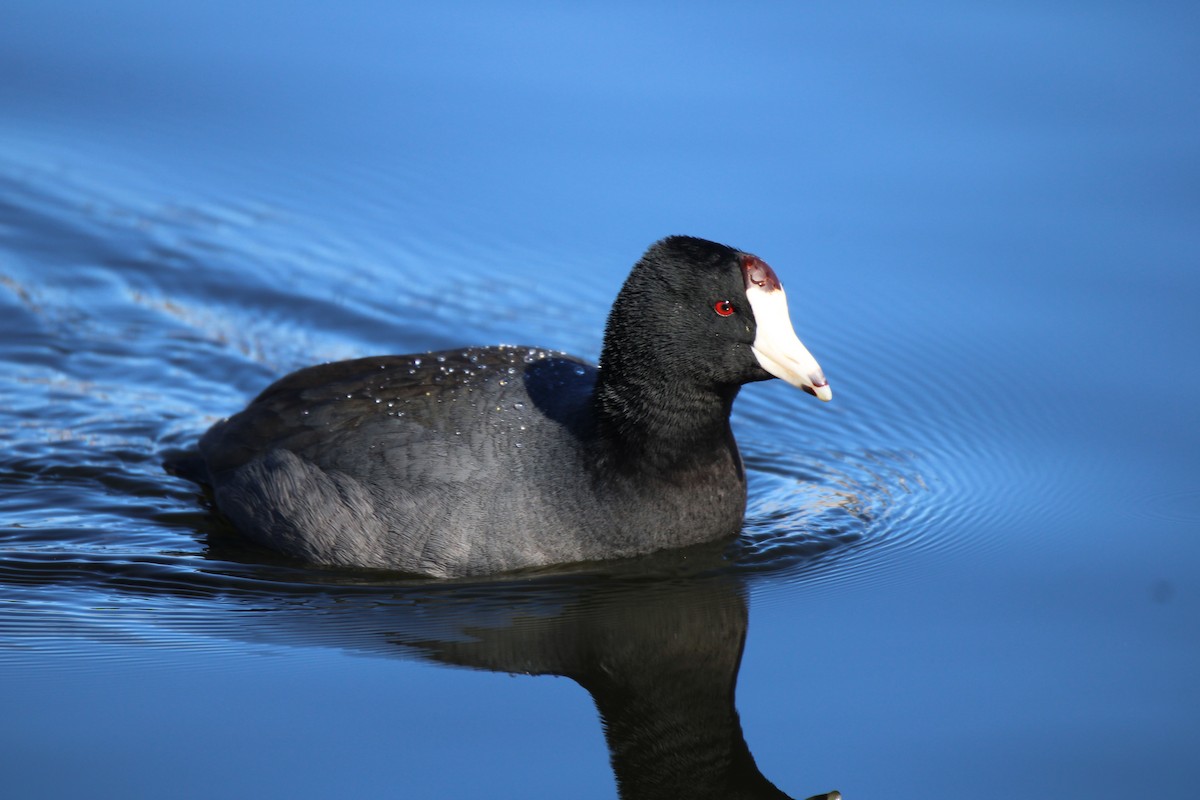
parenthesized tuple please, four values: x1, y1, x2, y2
(714, 300, 735, 317)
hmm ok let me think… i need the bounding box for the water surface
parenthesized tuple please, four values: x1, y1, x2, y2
(1, 3, 1198, 798)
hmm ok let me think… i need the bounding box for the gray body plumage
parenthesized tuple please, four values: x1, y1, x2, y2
(198, 345, 745, 577)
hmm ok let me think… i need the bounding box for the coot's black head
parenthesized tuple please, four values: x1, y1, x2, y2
(599, 236, 831, 399)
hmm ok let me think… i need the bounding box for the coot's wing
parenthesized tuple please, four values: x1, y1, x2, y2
(199, 346, 596, 483)
(196, 346, 601, 574)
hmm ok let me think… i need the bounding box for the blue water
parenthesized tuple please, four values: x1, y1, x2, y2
(2, 2, 1198, 798)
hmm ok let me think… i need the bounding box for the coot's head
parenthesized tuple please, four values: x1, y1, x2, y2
(600, 236, 831, 400)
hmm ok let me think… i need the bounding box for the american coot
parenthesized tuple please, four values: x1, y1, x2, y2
(187, 236, 831, 577)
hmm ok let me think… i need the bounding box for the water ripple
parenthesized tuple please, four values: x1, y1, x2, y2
(0, 151, 1039, 662)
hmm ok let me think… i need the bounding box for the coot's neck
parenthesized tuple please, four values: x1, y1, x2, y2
(592, 367, 741, 473)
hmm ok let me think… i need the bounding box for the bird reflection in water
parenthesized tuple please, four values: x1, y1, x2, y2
(201, 547, 843, 800)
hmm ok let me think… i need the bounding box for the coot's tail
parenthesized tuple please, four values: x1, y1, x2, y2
(162, 448, 210, 487)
